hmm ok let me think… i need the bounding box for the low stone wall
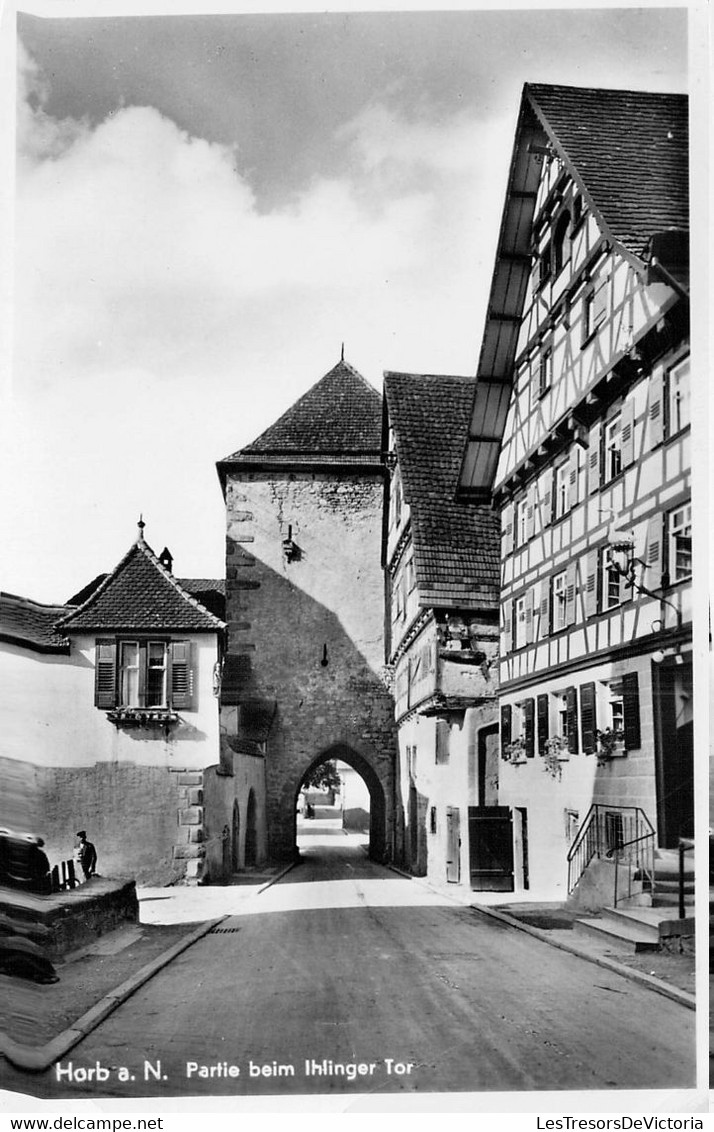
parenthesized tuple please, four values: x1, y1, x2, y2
(1, 878, 138, 961)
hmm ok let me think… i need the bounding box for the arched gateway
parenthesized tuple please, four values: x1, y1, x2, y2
(217, 358, 398, 867)
(293, 743, 388, 860)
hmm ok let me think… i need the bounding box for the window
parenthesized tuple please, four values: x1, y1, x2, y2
(572, 194, 583, 229)
(405, 556, 416, 592)
(95, 639, 193, 711)
(602, 555, 622, 610)
(539, 347, 553, 397)
(668, 357, 690, 435)
(539, 241, 552, 286)
(556, 693, 569, 741)
(516, 497, 529, 547)
(555, 462, 569, 519)
(552, 571, 567, 632)
(515, 595, 528, 649)
(604, 413, 622, 481)
(553, 211, 571, 276)
(582, 276, 607, 345)
(668, 504, 692, 582)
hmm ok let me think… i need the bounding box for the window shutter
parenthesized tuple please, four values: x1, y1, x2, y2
(568, 446, 580, 508)
(539, 581, 551, 638)
(566, 686, 579, 753)
(622, 672, 641, 751)
(645, 515, 664, 588)
(537, 694, 549, 755)
(648, 369, 664, 449)
(580, 682, 597, 754)
(170, 641, 194, 710)
(526, 484, 536, 540)
(525, 588, 535, 645)
(588, 422, 602, 495)
(592, 274, 608, 327)
(565, 561, 577, 626)
(584, 550, 599, 618)
(523, 698, 535, 758)
(503, 503, 514, 556)
(503, 599, 513, 654)
(540, 467, 553, 527)
(500, 703, 512, 753)
(94, 640, 117, 708)
(620, 399, 635, 468)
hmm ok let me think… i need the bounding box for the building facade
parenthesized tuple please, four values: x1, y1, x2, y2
(1, 526, 242, 885)
(459, 84, 690, 901)
(383, 372, 501, 890)
(217, 358, 397, 863)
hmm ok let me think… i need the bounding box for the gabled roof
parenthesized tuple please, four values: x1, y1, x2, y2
(458, 82, 689, 500)
(0, 592, 71, 653)
(384, 372, 500, 612)
(527, 84, 688, 261)
(217, 358, 382, 482)
(58, 538, 225, 634)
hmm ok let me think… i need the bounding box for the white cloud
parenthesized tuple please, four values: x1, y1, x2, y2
(7, 44, 513, 600)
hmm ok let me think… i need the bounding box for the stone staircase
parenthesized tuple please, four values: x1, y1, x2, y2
(574, 847, 695, 954)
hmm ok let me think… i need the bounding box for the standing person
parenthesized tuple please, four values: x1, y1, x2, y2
(75, 831, 97, 880)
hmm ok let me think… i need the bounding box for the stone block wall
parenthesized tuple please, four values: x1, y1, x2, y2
(223, 469, 397, 862)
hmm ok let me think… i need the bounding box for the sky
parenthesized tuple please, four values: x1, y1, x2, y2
(1, 3, 690, 603)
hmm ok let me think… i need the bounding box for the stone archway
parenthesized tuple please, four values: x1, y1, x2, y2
(231, 799, 240, 872)
(292, 743, 387, 861)
(245, 789, 258, 867)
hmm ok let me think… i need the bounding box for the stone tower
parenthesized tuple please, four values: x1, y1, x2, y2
(216, 359, 396, 862)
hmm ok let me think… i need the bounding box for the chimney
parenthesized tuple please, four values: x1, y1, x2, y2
(159, 547, 173, 573)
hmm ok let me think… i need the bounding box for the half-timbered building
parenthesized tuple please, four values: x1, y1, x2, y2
(383, 372, 501, 888)
(458, 84, 690, 904)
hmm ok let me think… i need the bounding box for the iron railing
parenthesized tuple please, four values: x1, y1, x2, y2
(567, 804, 655, 906)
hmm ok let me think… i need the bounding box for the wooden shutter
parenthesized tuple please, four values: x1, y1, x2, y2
(568, 446, 580, 508)
(526, 484, 536, 540)
(503, 599, 513, 654)
(565, 561, 577, 626)
(592, 274, 608, 327)
(500, 703, 512, 753)
(523, 698, 535, 758)
(539, 581, 551, 638)
(580, 682, 597, 754)
(566, 686, 579, 753)
(645, 515, 664, 588)
(502, 503, 514, 556)
(170, 641, 194, 709)
(540, 467, 553, 527)
(588, 422, 602, 495)
(620, 399, 635, 468)
(94, 640, 117, 708)
(584, 550, 599, 618)
(622, 672, 641, 751)
(525, 588, 535, 645)
(648, 369, 664, 449)
(537, 694, 549, 755)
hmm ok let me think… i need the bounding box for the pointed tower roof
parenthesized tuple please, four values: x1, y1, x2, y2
(58, 527, 225, 634)
(217, 358, 382, 484)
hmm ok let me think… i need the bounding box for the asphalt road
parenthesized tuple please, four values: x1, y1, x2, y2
(1, 821, 696, 1100)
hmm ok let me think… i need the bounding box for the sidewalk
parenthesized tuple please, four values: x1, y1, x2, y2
(1, 863, 295, 1072)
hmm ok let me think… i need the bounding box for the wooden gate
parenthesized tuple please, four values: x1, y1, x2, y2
(467, 806, 514, 891)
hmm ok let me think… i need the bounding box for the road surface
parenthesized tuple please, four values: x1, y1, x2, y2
(1, 820, 696, 1100)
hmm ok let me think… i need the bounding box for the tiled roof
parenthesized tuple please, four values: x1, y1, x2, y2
(527, 84, 689, 260)
(180, 579, 226, 622)
(0, 593, 71, 653)
(219, 359, 382, 470)
(58, 540, 225, 633)
(384, 373, 500, 611)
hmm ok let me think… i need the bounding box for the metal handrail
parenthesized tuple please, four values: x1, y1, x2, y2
(567, 804, 655, 906)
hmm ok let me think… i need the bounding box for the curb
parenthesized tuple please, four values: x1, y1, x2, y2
(1, 917, 226, 1074)
(469, 902, 696, 1011)
(2, 861, 299, 1073)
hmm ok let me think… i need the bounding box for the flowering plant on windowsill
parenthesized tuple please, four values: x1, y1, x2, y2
(542, 736, 570, 779)
(502, 736, 527, 764)
(596, 728, 626, 765)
